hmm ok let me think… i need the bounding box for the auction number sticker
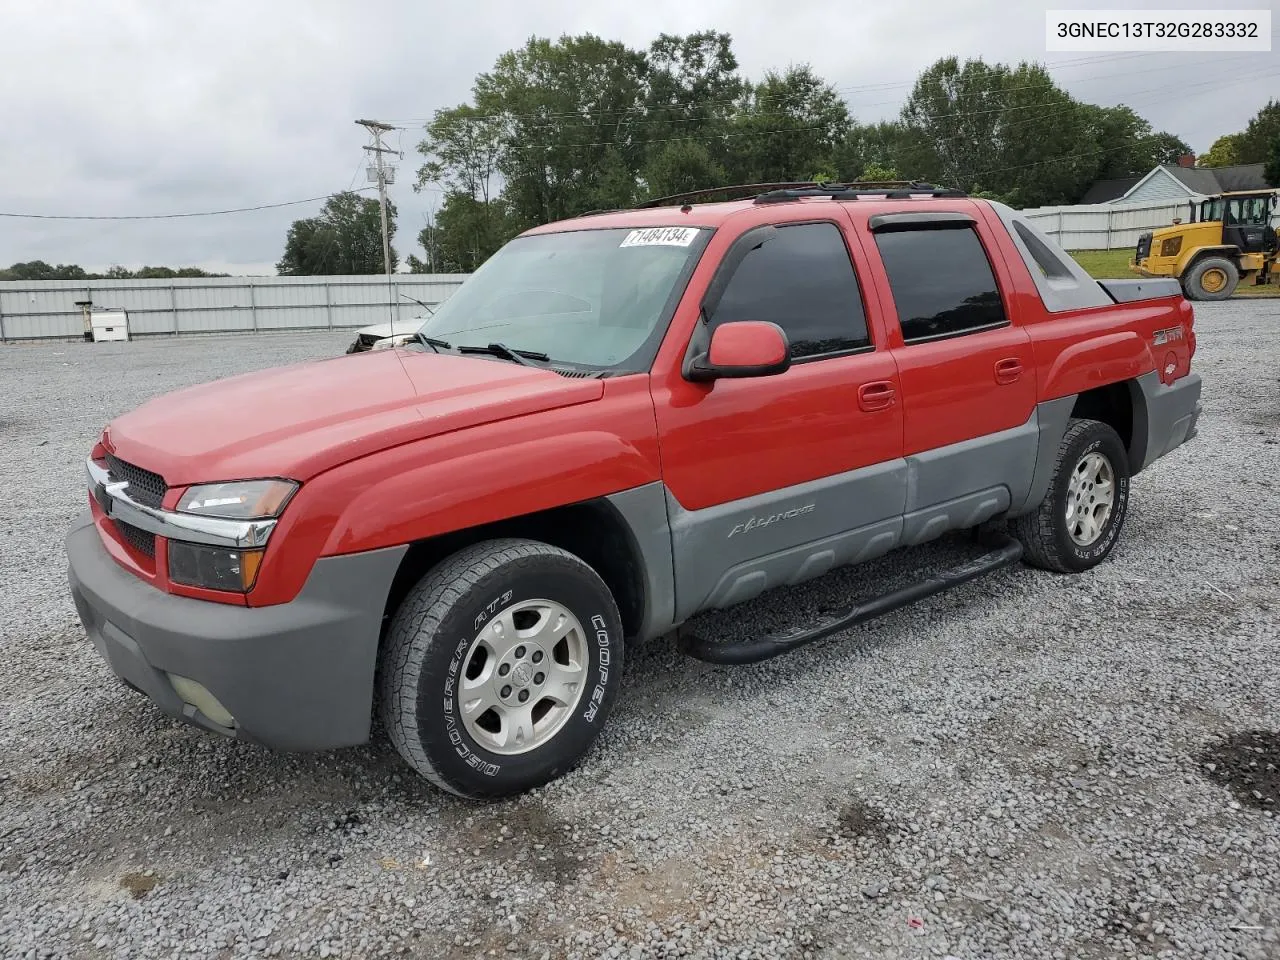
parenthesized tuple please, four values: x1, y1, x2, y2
(619, 227, 700, 247)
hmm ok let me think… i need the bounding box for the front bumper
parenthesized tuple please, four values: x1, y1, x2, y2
(66, 510, 406, 751)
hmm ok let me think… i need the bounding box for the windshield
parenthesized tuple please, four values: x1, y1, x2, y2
(416, 226, 710, 371)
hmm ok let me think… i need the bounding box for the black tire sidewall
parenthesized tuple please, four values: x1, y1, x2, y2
(1188, 258, 1237, 301)
(1049, 426, 1130, 572)
(414, 557, 623, 796)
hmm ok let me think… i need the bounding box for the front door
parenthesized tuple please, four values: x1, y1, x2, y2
(650, 209, 906, 619)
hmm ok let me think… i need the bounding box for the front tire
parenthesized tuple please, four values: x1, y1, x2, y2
(1012, 418, 1131, 574)
(378, 538, 624, 799)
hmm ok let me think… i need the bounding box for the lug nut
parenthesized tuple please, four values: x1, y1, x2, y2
(501, 685, 512, 698)
(531, 650, 543, 664)
(534, 672, 545, 685)
(514, 645, 526, 659)
(518, 690, 529, 703)
(498, 663, 510, 677)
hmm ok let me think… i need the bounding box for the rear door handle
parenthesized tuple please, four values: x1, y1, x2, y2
(858, 380, 896, 412)
(994, 358, 1023, 385)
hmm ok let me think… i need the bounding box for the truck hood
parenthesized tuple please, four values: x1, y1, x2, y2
(102, 349, 605, 487)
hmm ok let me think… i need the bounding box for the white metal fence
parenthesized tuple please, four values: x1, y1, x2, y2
(1019, 196, 1205, 251)
(0, 274, 470, 342)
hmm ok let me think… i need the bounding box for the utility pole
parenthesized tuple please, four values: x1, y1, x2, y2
(356, 118, 400, 324)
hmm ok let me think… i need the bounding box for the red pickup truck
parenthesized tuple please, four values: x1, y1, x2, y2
(66, 182, 1201, 799)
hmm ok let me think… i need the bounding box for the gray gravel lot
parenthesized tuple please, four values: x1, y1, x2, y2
(2, 302, 1279, 960)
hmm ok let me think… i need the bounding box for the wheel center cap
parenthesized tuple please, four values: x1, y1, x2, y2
(511, 663, 532, 686)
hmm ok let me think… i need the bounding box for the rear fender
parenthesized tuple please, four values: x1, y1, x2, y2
(1041, 331, 1153, 401)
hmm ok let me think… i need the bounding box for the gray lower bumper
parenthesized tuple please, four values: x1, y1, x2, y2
(1133, 372, 1203, 472)
(66, 510, 405, 751)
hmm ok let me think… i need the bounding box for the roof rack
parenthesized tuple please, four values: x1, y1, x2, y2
(633, 180, 967, 210)
(754, 181, 968, 203)
(634, 182, 832, 209)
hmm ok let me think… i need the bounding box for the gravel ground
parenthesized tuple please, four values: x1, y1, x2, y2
(1, 303, 1278, 960)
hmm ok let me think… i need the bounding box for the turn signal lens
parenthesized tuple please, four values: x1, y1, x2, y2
(177, 479, 297, 519)
(169, 543, 265, 592)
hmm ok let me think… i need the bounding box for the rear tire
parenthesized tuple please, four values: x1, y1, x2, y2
(378, 538, 624, 799)
(1012, 418, 1130, 574)
(1182, 256, 1238, 301)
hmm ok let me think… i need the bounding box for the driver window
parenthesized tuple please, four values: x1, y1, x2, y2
(707, 222, 871, 361)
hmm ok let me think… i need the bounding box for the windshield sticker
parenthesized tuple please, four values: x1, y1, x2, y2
(619, 227, 699, 248)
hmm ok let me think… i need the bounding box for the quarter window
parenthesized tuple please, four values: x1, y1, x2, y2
(709, 222, 871, 359)
(874, 225, 1009, 343)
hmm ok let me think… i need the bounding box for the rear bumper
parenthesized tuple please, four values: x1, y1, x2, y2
(66, 510, 405, 751)
(1132, 371, 1202, 473)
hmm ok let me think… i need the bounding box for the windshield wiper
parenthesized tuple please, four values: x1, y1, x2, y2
(456, 342, 549, 366)
(410, 332, 451, 353)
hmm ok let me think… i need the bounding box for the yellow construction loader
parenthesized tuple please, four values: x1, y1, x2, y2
(1130, 189, 1279, 300)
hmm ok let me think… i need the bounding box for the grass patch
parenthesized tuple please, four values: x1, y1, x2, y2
(1069, 248, 1134, 279)
(1068, 248, 1280, 297)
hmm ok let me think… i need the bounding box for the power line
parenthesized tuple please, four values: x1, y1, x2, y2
(0, 187, 377, 221)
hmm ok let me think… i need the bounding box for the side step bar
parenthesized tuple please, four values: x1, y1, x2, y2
(678, 533, 1024, 665)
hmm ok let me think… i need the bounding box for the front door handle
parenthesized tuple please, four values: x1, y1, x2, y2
(858, 380, 896, 412)
(994, 358, 1023, 385)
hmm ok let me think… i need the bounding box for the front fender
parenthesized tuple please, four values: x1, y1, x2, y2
(245, 379, 664, 607)
(1176, 245, 1238, 275)
(1041, 330, 1154, 401)
(323, 429, 658, 555)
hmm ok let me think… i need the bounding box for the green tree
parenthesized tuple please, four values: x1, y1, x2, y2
(834, 121, 911, 181)
(640, 140, 727, 199)
(1236, 99, 1280, 164)
(417, 192, 518, 273)
(1265, 136, 1280, 187)
(856, 162, 900, 182)
(725, 65, 851, 184)
(0, 260, 85, 280)
(471, 34, 649, 227)
(1082, 105, 1190, 179)
(901, 57, 1098, 206)
(276, 191, 395, 275)
(415, 104, 504, 204)
(1199, 133, 1243, 168)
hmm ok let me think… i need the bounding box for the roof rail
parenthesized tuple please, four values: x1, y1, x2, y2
(633, 182, 830, 209)
(754, 181, 968, 203)
(632, 180, 967, 210)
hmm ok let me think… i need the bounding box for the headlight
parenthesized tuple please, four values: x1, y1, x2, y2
(177, 479, 297, 519)
(371, 334, 413, 350)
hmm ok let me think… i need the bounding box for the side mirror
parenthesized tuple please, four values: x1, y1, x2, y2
(685, 320, 791, 382)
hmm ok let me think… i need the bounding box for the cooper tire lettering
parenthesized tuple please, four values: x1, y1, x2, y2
(379, 539, 624, 799)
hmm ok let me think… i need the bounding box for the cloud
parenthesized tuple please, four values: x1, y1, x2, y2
(1, 0, 1272, 273)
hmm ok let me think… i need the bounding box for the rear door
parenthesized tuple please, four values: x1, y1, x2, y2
(651, 206, 905, 620)
(857, 209, 1038, 541)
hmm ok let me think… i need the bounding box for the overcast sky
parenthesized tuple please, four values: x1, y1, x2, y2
(1, 0, 1275, 275)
